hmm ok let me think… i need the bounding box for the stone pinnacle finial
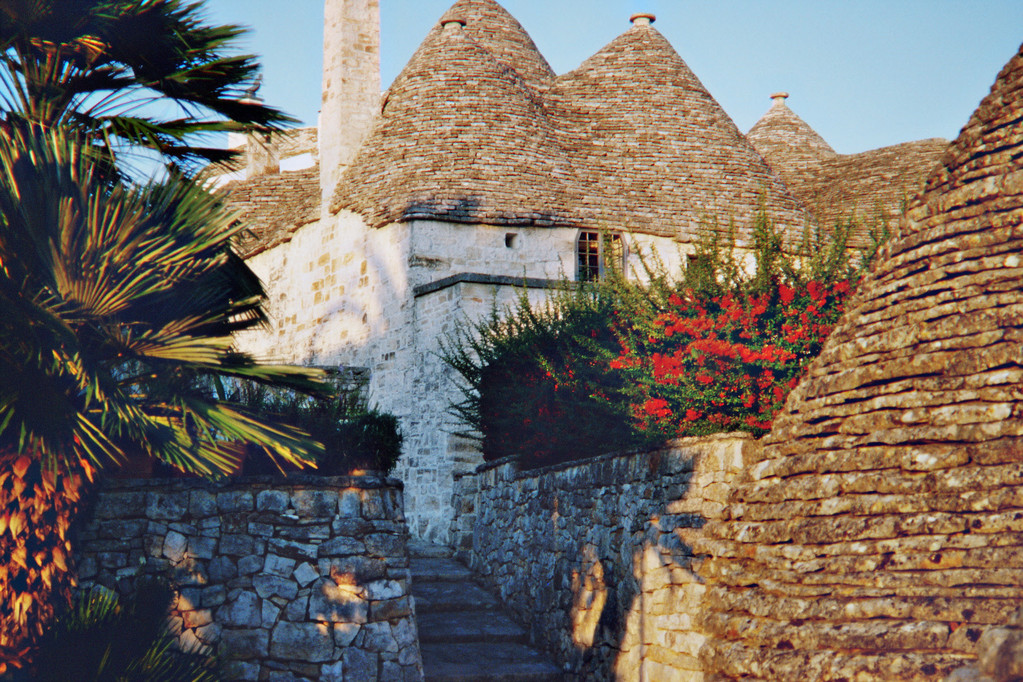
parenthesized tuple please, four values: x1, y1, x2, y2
(771, 92, 790, 106)
(630, 13, 655, 27)
(442, 17, 466, 32)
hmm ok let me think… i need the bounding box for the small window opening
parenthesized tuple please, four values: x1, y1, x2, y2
(505, 233, 517, 248)
(577, 231, 626, 282)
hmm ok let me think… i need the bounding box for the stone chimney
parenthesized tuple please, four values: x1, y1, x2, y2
(319, 0, 381, 210)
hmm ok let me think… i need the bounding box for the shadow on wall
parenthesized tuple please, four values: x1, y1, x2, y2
(462, 435, 749, 680)
(400, 195, 568, 227)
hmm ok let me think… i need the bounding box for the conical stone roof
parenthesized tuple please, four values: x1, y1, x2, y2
(331, 5, 808, 242)
(438, 0, 554, 90)
(747, 93, 836, 171)
(698, 42, 1023, 681)
(748, 93, 947, 248)
(331, 20, 582, 228)
(547, 23, 805, 241)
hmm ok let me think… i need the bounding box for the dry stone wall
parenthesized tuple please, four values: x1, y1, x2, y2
(233, 207, 688, 544)
(75, 475, 423, 682)
(452, 434, 758, 681)
(696, 42, 1023, 681)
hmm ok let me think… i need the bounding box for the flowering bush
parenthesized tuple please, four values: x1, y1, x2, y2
(444, 211, 878, 466)
(443, 288, 647, 468)
(606, 280, 852, 439)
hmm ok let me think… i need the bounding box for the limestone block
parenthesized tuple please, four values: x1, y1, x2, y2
(293, 562, 319, 587)
(194, 622, 222, 646)
(365, 579, 403, 601)
(342, 647, 377, 682)
(220, 534, 256, 556)
(218, 490, 254, 513)
(339, 489, 361, 517)
(285, 595, 309, 622)
(268, 538, 318, 559)
(202, 585, 227, 608)
(320, 660, 345, 682)
(189, 490, 218, 517)
(309, 578, 369, 623)
(318, 536, 366, 557)
(188, 535, 217, 560)
(163, 531, 187, 563)
(254, 574, 299, 601)
(220, 628, 269, 659)
(360, 621, 398, 653)
(262, 599, 281, 629)
(257, 490, 290, 513)
(269, 621, 334, 662)
(146, 492, 186, 520)
(291, 489, 337, 518)
(233, 555, 261, 577)
(222, 661, 260, 682)
(217, 591, 261, 628)
(264, 554, 297, 578)
(334, 622, 361, 647)
(209, 556, 237, 583)
(183, 608, 213, 629)
(370, 596, 411, 621)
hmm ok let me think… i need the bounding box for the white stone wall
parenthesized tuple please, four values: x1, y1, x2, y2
(235, 210, 689, 543)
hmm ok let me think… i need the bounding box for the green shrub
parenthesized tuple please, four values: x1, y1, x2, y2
(229, 373, 402, 476)
(443, 209, 885, 466)
(443, 286, 649, 467)
(30, 580, 218, 682)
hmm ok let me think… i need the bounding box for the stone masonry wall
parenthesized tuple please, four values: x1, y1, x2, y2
(451, 434, 758, 681)
(234, 208, 689, 544)
(75, 475, 423, 682)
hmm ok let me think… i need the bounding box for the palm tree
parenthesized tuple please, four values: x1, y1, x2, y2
(0, 126, 326, 666)
(0, 0, 293, 176)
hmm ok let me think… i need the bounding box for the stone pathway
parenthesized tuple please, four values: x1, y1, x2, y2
(409, 541, 563, 682)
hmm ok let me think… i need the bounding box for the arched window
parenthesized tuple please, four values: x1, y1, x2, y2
(577, 231, 626, 282)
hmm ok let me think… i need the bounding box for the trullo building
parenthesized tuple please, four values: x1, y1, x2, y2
(226, 0, 946, 542)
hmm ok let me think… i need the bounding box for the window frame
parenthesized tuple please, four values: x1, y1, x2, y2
(576, 230, 627, 282)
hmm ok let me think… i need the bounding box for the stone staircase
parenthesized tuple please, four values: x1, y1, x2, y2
(408, 541, 563, 682)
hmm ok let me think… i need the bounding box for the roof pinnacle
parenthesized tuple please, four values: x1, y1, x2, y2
(771, 92, 790, 106)
(630, 13, 655, 27)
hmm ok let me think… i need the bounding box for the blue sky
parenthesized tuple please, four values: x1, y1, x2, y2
(204, 1, 1023, 154)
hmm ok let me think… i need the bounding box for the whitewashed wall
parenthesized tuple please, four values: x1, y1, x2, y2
(235, 211, 689, 542)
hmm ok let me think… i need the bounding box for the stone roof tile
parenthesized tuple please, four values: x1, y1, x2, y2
(699, 41, 1023, 681)
(439, 0, 554, 89)
(223, 167, 320, 258)
(748, 95, 948, 248)
(333, 8, 808, 244)
(331, 21, 583, 229)
(547, 23, 806, 241)
(746, 93, 836, 171)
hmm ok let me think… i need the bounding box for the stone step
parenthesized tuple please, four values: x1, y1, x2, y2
(420, 642, 564, 682)
(408, 540, 454, 559)
(417, 609, 527, 644)
(410, 556, 475, 582)
(411, 580, 499, 612)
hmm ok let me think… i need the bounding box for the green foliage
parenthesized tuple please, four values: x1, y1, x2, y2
(444, 207, 886, 466)
(231, 374, 403, 476)
(0, 126, 327, 478)
(31, 580, 219, 682)
(0, 0, 294, 177)
(442, 286, 651, 468)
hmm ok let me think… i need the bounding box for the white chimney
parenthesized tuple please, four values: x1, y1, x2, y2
(319, 0, 381, 211)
